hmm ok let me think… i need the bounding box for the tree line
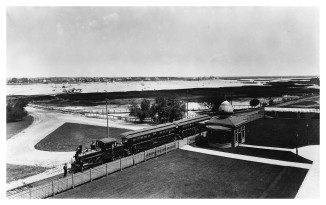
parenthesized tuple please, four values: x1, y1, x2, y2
(129, 96, 186, 123)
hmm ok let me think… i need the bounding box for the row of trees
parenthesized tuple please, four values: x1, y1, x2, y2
(129, 96, 186, 123)
(7, 98, 29, 122)
(130, 96, 278, 123)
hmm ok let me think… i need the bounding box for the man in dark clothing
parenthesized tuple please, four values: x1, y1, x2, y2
(63, 163, 68, 177)
(91, 140, 96, 150)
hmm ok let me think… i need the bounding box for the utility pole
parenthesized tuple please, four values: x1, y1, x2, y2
(295, 132, 299, 157)
(106, 98, 109, 138)
(306, 123, 309, 145)
(186, 90, 189, 118)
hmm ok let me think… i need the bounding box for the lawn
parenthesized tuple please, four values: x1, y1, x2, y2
(53, 149, 308, 198)
(34, 123, 132, 152)
(6, 115, 34, 140)
(6, 164, 50, 183)
(191, 143, 312, 164)
(245, 118, 319, 149)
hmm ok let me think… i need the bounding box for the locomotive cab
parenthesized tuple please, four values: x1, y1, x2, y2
(95, 138, 117, 151)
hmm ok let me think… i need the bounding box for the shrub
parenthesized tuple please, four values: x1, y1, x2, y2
(249, 98, 260, 107)
(7, 98, 29, 122)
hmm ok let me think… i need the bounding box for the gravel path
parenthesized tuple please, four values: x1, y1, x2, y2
(7, 106, 148, 168)
(6, 106, 149, 190)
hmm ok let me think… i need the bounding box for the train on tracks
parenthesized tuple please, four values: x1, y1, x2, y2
(71, 115, 210, 172)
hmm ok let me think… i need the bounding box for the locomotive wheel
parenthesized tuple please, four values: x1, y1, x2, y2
(94, 157, 103, 165)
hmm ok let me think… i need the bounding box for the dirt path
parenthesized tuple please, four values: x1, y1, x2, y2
(7, 106, 149, 168)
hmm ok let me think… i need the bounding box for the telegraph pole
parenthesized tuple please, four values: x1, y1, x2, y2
(186, 90, 189, 118)
(295, 132, 299, 157)
(106, 98, 109, 138)
(306, 123, 309, 145)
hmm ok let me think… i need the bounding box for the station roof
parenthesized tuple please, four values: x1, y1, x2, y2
(205, 116, 247, 128)
(207, 125, 232, 131)
(264, 107, 320, 113)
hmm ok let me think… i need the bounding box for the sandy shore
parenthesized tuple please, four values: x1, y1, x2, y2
(7, 80, 262, 96)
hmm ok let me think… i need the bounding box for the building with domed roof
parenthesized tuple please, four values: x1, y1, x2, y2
(218, 100, 234, 115)
(203, 101, 247, 148)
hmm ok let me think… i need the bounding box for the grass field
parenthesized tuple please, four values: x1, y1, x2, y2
(245, 118, 319, 149)
(54, 149, 308, 198)
(6, 164, 49, 183)
(6, 115, 34, 140)
(34, 123, 132, 152)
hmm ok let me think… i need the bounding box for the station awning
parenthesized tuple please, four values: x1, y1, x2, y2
(264, 107, 320, 113)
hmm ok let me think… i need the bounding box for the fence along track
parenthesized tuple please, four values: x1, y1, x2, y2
(7, 140, 178, 199)
(8, 111, 264, 199)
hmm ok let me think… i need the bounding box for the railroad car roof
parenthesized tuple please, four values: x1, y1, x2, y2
(120, 123, 175, 138)
(173, 115, 211, 126)
(120, 123, 177, 139)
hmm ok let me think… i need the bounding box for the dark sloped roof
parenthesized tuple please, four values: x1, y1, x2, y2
(205, 116, 247, 128)
(120, 123, 176, 139)
(97, 137, 117, 144)
(119, 123, 174, 138)
(173, 115, 211, 126)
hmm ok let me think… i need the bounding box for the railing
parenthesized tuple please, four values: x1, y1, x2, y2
(7, 139, 189, 199)
(7, 133, 202, 199)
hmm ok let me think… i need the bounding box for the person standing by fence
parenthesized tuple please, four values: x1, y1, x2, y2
(63, 163, 67, 177)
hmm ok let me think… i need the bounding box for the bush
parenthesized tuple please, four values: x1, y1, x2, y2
(268, 99, 274, 106)
(129, 99, 151, 122)
(150, 96, 186, 123)
(200, 96, 225, 113)
(249, 98, 260, 107)
(7, 98, 29, 122)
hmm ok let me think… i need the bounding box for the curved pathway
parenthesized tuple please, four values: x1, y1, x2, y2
(7, 106, 148, 168)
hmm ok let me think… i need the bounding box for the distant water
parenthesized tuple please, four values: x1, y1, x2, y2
(7, 79, 265, 96)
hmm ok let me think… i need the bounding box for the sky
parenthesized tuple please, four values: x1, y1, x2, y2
(6, 7, 319, 78)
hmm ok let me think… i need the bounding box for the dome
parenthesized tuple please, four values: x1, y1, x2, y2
(218, 100, 234, 114)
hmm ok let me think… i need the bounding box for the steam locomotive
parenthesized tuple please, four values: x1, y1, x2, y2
(71, 115, 210, 172)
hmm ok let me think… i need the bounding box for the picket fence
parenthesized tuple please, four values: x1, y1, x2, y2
(7, 134, 200, 199)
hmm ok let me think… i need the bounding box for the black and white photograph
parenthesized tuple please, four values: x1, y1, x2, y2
(3, 1, 323, 200)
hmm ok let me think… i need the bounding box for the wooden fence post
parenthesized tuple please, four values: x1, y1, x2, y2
(72, 174, 74, 189)
(120, 159, 122, 171)
(90, 169, 92, 182)
(106, 163, 108, 176)
(52, 180, 55, 196)
(133, 155, 135, 167)
(165, 144, 167, 154)
(144, 151, 146, 161)
(155, 147, 157, 158)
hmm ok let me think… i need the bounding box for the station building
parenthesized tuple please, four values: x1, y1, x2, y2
(204, 101, 247, 148)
